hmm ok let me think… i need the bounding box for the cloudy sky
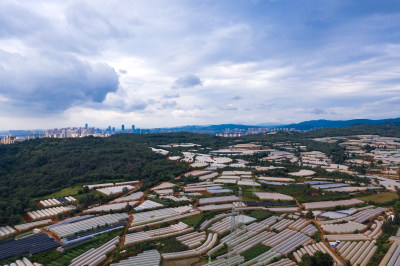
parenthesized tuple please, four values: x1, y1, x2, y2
(1, 0, 400, 130)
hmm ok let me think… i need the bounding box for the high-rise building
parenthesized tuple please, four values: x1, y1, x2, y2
(85, 123, 88, 130)
(4, 135, 16, 144)
(122, 125, 125, 132)
(132, 125, 135, 132)
(108, 126, 111, 131)
(112, 127, 115, 133)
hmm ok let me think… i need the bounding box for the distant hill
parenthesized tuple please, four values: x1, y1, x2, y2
(165, 124, 264, 132)
(166, 118, 400, 132)
(302, 123, 400, 138)
(277, 118, 400, 130)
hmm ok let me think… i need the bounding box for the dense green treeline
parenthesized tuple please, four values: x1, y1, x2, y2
(113, 132, 232, 148)
(302, 122, 400, 138)
(0, 136, 190, 225)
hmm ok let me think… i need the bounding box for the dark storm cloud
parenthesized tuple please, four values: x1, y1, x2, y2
(0, 50, 119, 113)
(171, 74, 202, 89)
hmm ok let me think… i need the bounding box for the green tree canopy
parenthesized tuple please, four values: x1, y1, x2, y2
(299, 250, 334, 266)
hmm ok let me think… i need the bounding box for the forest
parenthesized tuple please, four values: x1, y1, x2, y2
(0, 136, 191, 225)
(302, 122, 400, 138)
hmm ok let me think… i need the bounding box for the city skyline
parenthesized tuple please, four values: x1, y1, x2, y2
(1, 1, 400, 130)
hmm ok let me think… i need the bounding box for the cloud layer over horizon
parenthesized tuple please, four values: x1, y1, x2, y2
(1, 0, 400, 129)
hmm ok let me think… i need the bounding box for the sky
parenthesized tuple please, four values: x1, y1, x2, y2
(1, 0, 400, 130)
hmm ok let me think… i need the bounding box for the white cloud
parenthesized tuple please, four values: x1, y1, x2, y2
(0, 0, 400, 129)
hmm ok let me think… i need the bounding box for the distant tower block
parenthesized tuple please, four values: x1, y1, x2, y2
(122, 125, 125, 132)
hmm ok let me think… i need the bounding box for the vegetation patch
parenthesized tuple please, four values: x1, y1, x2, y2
(312, 230, 321, 242)
(181, 213, 204, 229)
(295, 192, 351, 204)
(357, 192, 399, 204)
(123, 241, 158, 259)
(242, 244, 271, 260)
(149, 197, 168, 206)
(35, 186, 82, 199)
(247, 210, 273, 221)
(298, 250, 334, 266)
(211, 246, 228, 259)
(159, 237, 188, 253)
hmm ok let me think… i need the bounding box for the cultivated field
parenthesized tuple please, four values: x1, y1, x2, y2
(357, 192, 398, 204)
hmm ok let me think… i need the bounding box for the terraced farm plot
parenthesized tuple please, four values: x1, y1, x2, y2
(241, 244, 271, 260)
(181, 213, 204, 228)
(36, 186, 82, 199)
(246, 210, 273, 221)
(357, 192, 398, 204)
(46, 242, 102, 266)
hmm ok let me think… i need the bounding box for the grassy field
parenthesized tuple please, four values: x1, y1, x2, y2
(246, 210, 273, 221)
(34, 178, 128, 200)
(357, 192, 399, 204)
(241, 244, 271, 260)
(181, 213, 204, 228)
(150, 197, 168, 205)
(34, 186, 82, 200)
(159, 237, 188, 253)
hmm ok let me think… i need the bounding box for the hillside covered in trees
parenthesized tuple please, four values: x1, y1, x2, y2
(0, 135, 194, 225)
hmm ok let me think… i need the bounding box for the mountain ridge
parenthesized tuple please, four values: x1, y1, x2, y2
(277, 118, 400, 130)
